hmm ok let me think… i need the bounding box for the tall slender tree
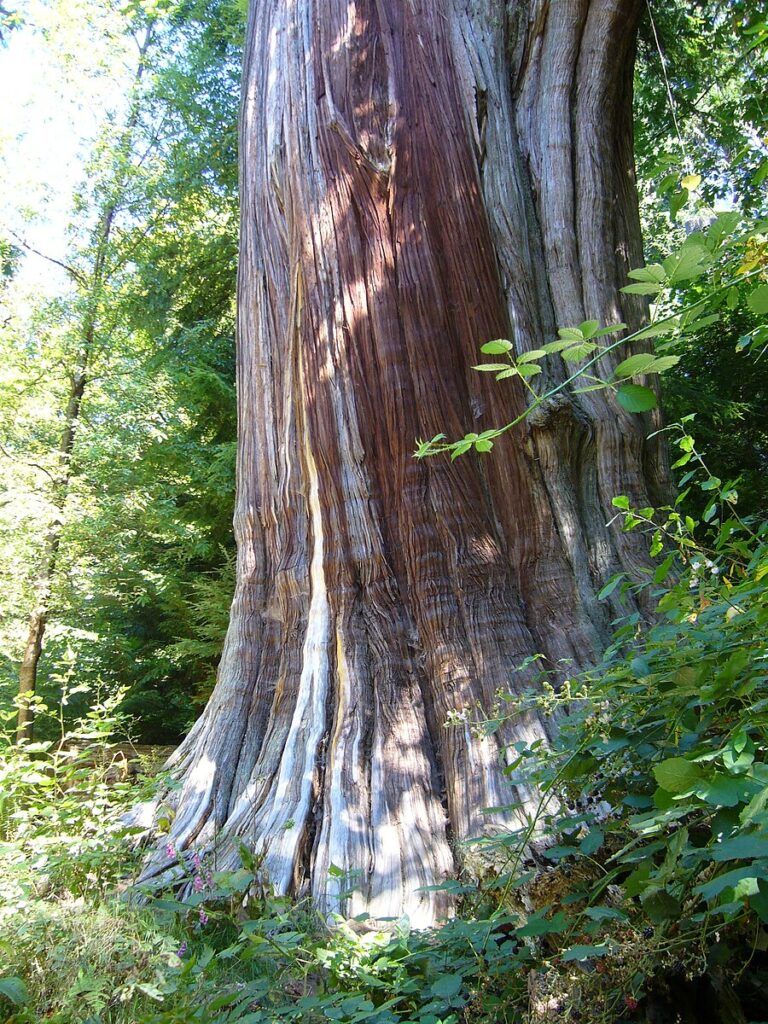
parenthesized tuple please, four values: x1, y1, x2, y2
(15, 21, 156, 741)
(138, 0, 669, 927)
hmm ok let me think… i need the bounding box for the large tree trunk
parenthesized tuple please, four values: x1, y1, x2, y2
(137, 0, 667, 927)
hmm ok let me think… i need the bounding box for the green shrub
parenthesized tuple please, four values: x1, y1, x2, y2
(2, 437, 767, 1024)
(462, 428, 768, 1019)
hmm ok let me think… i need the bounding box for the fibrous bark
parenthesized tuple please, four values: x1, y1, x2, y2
(136, 0, 667, 927)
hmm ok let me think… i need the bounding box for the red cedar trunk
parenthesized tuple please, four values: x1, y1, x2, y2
(137, 0, 667, 926)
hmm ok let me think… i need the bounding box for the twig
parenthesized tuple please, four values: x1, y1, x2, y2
(5, 229, 87, 287)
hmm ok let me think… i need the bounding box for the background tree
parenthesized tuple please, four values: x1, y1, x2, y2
(0, 0, 241, 740)
(137, 0, 675, 927)
(13, 20, 158, 741)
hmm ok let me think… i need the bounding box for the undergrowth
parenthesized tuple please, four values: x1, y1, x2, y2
(1, 430, 767, 1023)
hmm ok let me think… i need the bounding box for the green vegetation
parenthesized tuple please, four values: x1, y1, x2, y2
(1, 0, 767, 1021)
(0, 0, 242, 740)
(2, 453, 768, 1021)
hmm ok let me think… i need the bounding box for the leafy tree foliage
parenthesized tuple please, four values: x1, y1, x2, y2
(632, 1, 768, 522)
(635, 1, 768, 219)
(0, 0, 243, 740)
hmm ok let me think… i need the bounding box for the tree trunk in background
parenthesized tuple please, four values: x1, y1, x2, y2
(16, 364, 88, 743)
(138, 0, 668, 926)
(15, 26, 154, 743)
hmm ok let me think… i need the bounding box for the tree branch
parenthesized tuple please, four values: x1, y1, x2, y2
(5, 229, 87, 287)
(0, 439, 56, 483)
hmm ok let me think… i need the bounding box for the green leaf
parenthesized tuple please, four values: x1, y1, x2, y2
(708, 211, 741, 244)
(598, 573, 626, 600)
(634, 320, 677, 339)
(653, 757, 701, 794)
(641, 889, 682, 924)
(696, 773, 755, 808)
(649, 355, 680, 373)
(580, 827, 604, 855)
(450, 441, 473, 460)
(517, 910, 569, 937)
(614, 353, 657, 378)
(627, 264, 666, 283)
(733, 876, 760, 900)
(583, 906, 628, 922)
(663, 241, 710, 283)
(681, 311, 720, 332)
(711, 833, 768, 862)
(751, 159, 768, 186)
(572, 381, 611, 393)
(750, 878, 768, 923)
(657, 173, 679, 195)
(669, 187, 689, 219)
(542, 338, 577, 354)
(672, 666, 698, 692)
(631, 656, 652, 678)
(621, 282, 663, 295)
(562, 342, 597, 362)
(562, 943, 612, 962)
(578, 320, 601, 339)
(516, 364, 542, 378)
(695, 866, 768, 902)
(558, 327, 585, 341)
(592, 323, 627, 338)
(653, 553, 676, 584)
(740, 788, 768, 826)
(616, 384, 657, 412)
(480, 339, 513, 355)
(516, 348, 547, 363)
(747, 285, 768, 315)
(430, 974, 463, 1000)
(136, 982, 165, 1001)
(472, 363, 510, 372)
(0, 977, 29, 1006)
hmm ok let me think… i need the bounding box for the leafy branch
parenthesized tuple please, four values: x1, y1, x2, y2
(416, 212, 767, 461)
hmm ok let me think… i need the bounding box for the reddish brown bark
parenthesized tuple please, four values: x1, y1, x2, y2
(136, 0, 666, 926)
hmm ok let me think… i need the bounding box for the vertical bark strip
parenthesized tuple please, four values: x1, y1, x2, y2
(137, 0, 666, 926)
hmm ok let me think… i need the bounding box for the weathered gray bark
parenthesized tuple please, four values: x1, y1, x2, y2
(136, 0, 667, 927)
